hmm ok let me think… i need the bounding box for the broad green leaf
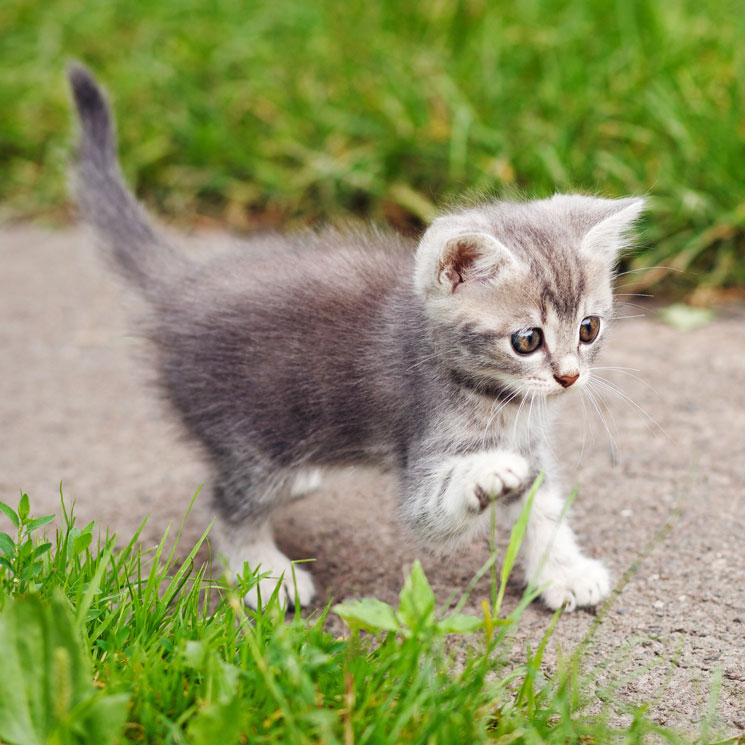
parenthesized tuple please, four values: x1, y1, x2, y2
(0, 590, 128, 745)
(0, 501, 19, 528)
(398, 560, 435, 629)
(73, 531, 93, 555)
(187, 695, 243, 745)
(437, 613, 482, 634)
(75, 693, 130, 745)
(0, 531, 14, 558)
(25, 515, 55, 532)
(18, 493, 30, 521)
(185, 646, 243, 745)
(334, 597, 400, 633)
(182, 639, 208, 668)
(32, 542, 52, 559)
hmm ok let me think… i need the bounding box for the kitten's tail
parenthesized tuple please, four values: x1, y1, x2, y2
(67, 63, 186, 297)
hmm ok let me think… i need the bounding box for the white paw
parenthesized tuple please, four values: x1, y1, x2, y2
(450, 451, 530, 516)
(215, 521, 317, 610)
(243, 559, 316, 610)
(539, 556, 611, 612)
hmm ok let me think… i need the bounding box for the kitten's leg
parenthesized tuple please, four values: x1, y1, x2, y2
(401, 449, 532, 545)
(519, 484, 610, 612)
(211, 472, 316, 609)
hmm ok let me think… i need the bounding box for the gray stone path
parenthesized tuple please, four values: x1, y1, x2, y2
(1, 225, 744, 737)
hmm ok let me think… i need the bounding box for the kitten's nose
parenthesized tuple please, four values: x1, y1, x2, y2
(554, 372, 579, 388)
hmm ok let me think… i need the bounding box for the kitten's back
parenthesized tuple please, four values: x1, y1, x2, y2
(151, 233, 424, 469)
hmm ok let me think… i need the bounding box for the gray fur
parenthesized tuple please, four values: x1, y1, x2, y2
(68, 66, 644, 607)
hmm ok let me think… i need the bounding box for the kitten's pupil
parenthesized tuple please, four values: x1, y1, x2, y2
(511, 328, 543, 354)
(579, 316, 600, 343)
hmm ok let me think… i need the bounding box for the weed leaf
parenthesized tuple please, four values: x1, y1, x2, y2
(18, 493, 30, 521)
(334, 597, 400, 634)
(0, 590, 128, 745)
(398, 559, 435, 629)
(25, 514, 56, 532)
(0, 531, 14, 558)
(437, 613, 482, 634)
(0, 501, 19, 528)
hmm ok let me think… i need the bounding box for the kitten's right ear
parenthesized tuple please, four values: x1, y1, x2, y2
(415, 228, 515, 295)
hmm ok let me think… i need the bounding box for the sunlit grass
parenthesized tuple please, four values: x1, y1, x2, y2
(0, 488, 717, 744)
(1, 0, 744, 291)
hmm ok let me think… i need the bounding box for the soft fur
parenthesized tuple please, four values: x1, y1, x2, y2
(68, 64, 644, 611)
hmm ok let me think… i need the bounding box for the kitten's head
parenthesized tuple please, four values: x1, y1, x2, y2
(414, 194, 645, 399)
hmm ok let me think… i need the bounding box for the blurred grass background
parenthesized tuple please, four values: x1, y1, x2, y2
(2, 0, 744, 294)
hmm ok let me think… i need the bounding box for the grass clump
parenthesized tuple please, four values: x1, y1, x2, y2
(0, 489, 708, 744)
(2, 0, 745, 291)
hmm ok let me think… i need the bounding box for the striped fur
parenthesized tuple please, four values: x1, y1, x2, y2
(68, 64, 644, 610)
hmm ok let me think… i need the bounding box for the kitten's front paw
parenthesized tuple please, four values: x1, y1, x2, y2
(462, 451, 530, 514)
(539, 557, 610, 612)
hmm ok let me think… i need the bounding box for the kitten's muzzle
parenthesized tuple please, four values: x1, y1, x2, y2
(554, 372, 579, 388)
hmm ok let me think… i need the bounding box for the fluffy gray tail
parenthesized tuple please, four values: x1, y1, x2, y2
(68, 64, 185, 297)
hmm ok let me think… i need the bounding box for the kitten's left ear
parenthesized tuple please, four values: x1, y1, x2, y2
(580, 197, 646, 261)
(415, 226, 515, 295)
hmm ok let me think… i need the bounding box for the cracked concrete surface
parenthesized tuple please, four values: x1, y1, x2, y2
(1, 225, 744, 738)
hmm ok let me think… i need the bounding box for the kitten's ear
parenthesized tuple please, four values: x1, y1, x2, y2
(580, 197, 646, 261)
(416, 230, 515, 294)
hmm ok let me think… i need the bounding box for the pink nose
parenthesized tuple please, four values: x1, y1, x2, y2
(554, 372, 579, 388)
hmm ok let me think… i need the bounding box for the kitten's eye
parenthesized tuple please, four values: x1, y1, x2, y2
(511, 328, 543, 355)
(579, 316, 600, 343)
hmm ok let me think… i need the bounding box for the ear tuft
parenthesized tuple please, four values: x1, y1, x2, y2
(437, 232, 512, 292)
(580, 197, 646, 261)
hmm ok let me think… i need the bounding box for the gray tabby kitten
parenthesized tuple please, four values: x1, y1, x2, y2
(69, 65, 643, 611)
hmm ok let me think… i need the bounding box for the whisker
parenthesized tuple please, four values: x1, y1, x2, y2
(615, 266, 683, 278)
(406, 352, 443, 371)
(590, 367, 662, 397)
(539, 395, 557, 458)
(613, 301, 650, 312)
(527, 391, 536, 459)
(590, 375, 671, 441)
(583, 383, 618, 466)
(588, 381, 622, 451)
(512, 388, 529, 443)
(480, 397, 500, 450)
(591, 366, 640, 372)
(577, 390, 589, 467)
(480, 389, 519, 447)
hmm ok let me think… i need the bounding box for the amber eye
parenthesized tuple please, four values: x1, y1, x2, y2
(511, 328, 543, 355)
(579, 316, 600, 343)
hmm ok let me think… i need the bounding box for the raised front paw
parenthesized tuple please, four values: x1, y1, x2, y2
(443, 450, 530, 520)
(539, 556, 611, 612)
(467, 451, 530, 513)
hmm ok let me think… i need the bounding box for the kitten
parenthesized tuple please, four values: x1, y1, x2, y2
(68, 64, 643, 611)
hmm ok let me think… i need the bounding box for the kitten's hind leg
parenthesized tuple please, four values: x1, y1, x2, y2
(213, 516, 316, 609)
(210, 470, 316, 609)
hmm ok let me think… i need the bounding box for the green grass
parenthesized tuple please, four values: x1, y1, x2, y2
(0, 489, 729, 745)
(2, 0, 744, 292)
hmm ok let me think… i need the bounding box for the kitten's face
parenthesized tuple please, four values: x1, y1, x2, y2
(414, 194, 644, 400)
